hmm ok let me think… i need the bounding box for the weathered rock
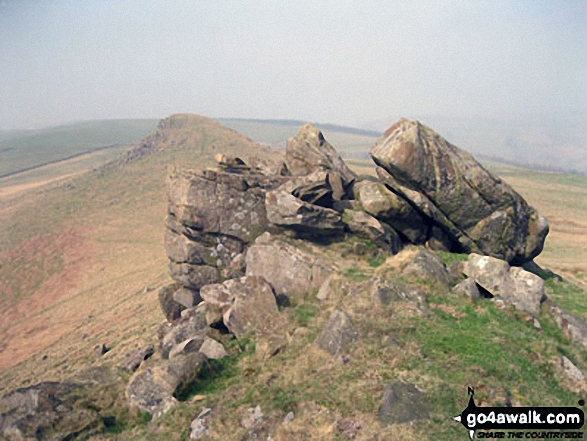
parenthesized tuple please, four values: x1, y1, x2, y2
(165, 229, 210, 265)
(126, 353, 208, 419)
(464, 254, 544, 316)
(168, 262, 220, 291)
(221, 252, 247, 279)
(214, 153, 249, 172)
(550, 303, 587, 350)
(199, 337, 228, 359)
(285, 123, 356, 184)
(168, 167, 276, 243)
(222, 277, 288, 357)
(370, 279, 428, 315)
(316, 310, 358, 356)
(190, 408, 212, 440)
(0, 382, 100, 441)
(94, 343, 108, 356)
(173, 287, 202, 309)
(561, 356, 585, 382)
(169, 336, 206, 359)
(335, 418, 362, 440)
(371, 119, 548, 264)
(378, 381, 430, 425)
(246, 240, 332, 299)
(242, 405, 264, 429)
(401, 250, 451, 292)
(266, 189, 344, 236)
(342, 209, 402, 253)
(452, 278, 482, 300)
(159, 308, 210, 358)
(200, 280, 237, 312)
(121, 345, 155, 372)
(158, 282, 185, 321)
(353, 179, 428, 244)
(278, 169, 333, 206)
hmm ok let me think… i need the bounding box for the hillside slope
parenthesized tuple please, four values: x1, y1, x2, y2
(0, 115, 585, 440)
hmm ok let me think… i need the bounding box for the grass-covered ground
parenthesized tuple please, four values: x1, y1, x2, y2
(0, 119, 157, 177)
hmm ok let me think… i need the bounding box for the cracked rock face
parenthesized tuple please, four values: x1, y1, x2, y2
(370, 118, 548, 264)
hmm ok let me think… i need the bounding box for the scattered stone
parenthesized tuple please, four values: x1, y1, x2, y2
(533, 319, 542, 330)
(378, 381, 430, 425)
(266, 189, 344, 236)
(549, 303, 587, 350)
(464, 254, 544, 316)
(452, 278, 482, 300)
(121, 345, 155, 372)
(284, 411, 295, 422)
(336, 418, 362, 440)
(316, 310, 358, 356)
(126, 353, 208, 419)
(158, 282, 186, 321)
(199, 337, 228, 359)
(371, 118, 548, 264)
(214, 153, 249, 171)
(0, 382, 100, 441)
(317, 275, 333, 301)
(159, 308, 209, 358)
(242, 405, 264, 429)
(401, 250, 451, 291)
(169, 336, 206, 359)
(561, 356, 585, 382)
(190, 408, 212, 440)
(94, 344, 108, 356)
(370, 279, 428, 315)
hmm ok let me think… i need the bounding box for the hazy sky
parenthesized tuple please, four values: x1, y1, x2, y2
(0, 0, 585, 130)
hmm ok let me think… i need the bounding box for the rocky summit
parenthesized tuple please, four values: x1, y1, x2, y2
(3, 117, 584, 441)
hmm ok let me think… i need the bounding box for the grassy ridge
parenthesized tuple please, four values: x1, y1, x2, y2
(0, 119, 158, 177)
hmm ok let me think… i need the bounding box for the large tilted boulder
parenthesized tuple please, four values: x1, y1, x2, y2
(285, 123, 356, 185)
(370, 118, 549, 264)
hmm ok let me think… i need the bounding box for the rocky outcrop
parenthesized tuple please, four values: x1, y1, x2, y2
(370, 119, 548, 264)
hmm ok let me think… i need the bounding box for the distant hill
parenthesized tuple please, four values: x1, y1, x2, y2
(218, 118, 380, 159)
(0, 119, 158, 178)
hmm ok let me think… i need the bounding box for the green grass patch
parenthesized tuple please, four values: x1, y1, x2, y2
(544, 279, 587, 320)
